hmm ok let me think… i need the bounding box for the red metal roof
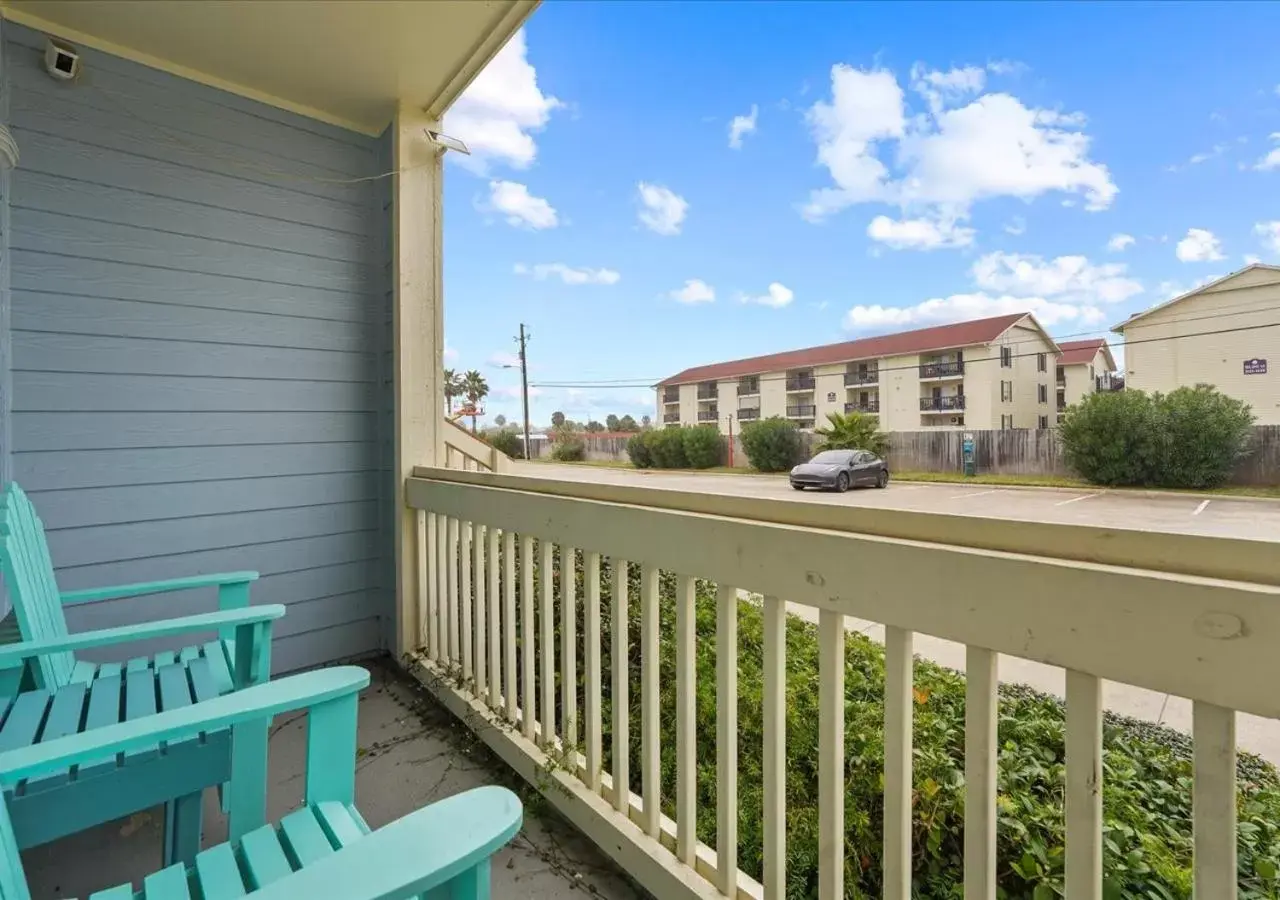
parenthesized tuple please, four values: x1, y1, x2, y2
(658, 313, 1029, 387)
(1057, 338, 1107, 366)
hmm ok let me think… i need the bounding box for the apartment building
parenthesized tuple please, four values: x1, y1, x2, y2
(657, 313, 1061, 433)
(1114, 263, 1280, 425)
(1055, 338, 1119, 421)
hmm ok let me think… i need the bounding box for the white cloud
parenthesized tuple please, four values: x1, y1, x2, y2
(740, 283, 794, 308)
(1255, 221, 1280, 256)
(867, 214, 975, 250)
(1244, 255, 1263, 266)
(802, 64, 1116, 229)
(444, 342, 459, 364)
(1175, 228, 1224, 262)
(513, 262, 621, 285)
(728, 104, 759, 149)
(1004, 216, 1026, 236)
(636, 183, 688, 235)
(486, 180, 559, 229)
(1256, 134, 1280, 171)
(986, 59, 1028, 77)
(495, 384, 543, 400)
(446, 30, 562, 172)
(669, 279, 715, 304)
(488, 352, 522, 368)
(971, 251, 1143, 304)
(1166, 143, 1228, 172)
(1156, 274, 1221, 302)
(844, 294, 1104, 331)
(1107, 233, 1135, 252)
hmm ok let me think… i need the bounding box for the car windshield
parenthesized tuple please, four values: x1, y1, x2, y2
(810, 451, 854, 464)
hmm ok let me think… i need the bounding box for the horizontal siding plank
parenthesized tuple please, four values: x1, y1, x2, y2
(13, 372, 377, 413)
(14, 411, 379, 453)
(14, 289, 377, 352)
(46, 500, 380, 568)
(13, 332, 376, 382)
(27, 472, 379, 528)
(14, 442, 378, 491)
(13, 254, 375, 324)
(12, 207, 374, 294)
(271, 617, 383, 674)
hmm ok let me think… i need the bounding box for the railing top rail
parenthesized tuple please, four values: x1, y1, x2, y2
(408, 467, 1280, 719)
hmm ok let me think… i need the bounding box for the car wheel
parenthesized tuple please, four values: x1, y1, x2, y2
(791, 483, 806, 491)
(835, 473, 850, 493)
(876, 469, 889, 489)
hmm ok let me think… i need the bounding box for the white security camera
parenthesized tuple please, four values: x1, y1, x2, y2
(44, 38, 80, 81)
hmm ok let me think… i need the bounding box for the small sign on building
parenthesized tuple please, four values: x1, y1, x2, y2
(1244, 358, 1268, 375)
(827, 392, 837, 402)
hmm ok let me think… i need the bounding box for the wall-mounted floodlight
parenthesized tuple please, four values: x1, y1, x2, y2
(425, 130, 471, 156)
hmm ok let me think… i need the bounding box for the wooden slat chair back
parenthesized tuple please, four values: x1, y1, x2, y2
(0, 484, 74, 688)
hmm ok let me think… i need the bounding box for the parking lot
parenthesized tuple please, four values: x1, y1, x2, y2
(515, 461, 1280, 542)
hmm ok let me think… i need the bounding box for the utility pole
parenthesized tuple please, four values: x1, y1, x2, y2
(517, 324, 532, 459)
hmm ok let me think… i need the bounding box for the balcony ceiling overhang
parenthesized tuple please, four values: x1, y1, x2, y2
(2, 0, 537, 134)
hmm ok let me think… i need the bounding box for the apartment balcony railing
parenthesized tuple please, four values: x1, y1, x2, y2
(662, 389, 679, 404)
(1058, 396, 1067, 411)
(920, 395, 966, 411)
(697, 409, 718, 422)
(737, 381, 760, 396)
(785, 404, 816, 418)
(919, 360, 964, 379)
(407, 465, 1274, 900)
(696, 386, 717, 401)
(737, 407, 761, 421)
(844, 370, 879, 386)
(844, 400, 880, 414)
(663, 411, 680, 424)
(785, 375, 815, 392)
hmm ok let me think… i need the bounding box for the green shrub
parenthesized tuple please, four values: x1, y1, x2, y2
(1060, 386, 1254, 488)
(740, 416, 803, 472)
(682, 425, 722, 469)
(626, 433, 653, 469)
(485, 428, 524, 460)
(504, 553, 1280, 900)
(549, 433, 585, 462)
(646, 427, 688, 469)
(813, 410, 889, 456)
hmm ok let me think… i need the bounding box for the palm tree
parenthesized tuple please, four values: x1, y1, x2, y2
(462, 370, 489, 433)
(443, 368, 463, 415)
(813, 411, 889, 456)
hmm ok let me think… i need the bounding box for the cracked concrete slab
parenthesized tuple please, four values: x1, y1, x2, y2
(20, 659, 645, 900)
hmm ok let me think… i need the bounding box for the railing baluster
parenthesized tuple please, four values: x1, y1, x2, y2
(641, 563, 661, 839)
(473, 523, 486, 697)
(420, 510, 434, 659)
(884, 626, 914, 900)
(520, 534, 535, 741)
(818, 609, 845, 900)
(562, 546, 579, 753)
(965, 646, 998, 900)
(675, 574, 697, 866)
(612, 558, 630, 815)
(503, 531, 517, 723)
(762, 594, 786, 900)
(584, 551, 603, 792)
(540, 539, 556, 748)
(716, 583, 738, 897)
(447, 517, 460, 665)
(1065, 669, 1102, 900)
(460, 521, 473, 682)
(436, 513, 447, 664)
(1193, 701, 1237, 899)
(487, 526, 501, 710)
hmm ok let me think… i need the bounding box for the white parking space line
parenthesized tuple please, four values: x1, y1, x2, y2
(1193, 500, 1211, 516)
(1055, 493, 1100, 506)
(948, 489, 1003, 500)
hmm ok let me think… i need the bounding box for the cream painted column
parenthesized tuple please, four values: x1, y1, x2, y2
(393, 102, 444, 657)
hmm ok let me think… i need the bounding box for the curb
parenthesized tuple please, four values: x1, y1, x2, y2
(893, 477, 1280, 504)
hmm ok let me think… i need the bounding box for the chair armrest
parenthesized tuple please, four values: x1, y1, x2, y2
(252, 787, 523, 900)
(0, 605, 284, 668)
(60, 571, 259, 606)
(0, 666, 369, 784)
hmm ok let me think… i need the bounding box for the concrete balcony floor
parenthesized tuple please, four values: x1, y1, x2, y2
(20, 659, 641, 900)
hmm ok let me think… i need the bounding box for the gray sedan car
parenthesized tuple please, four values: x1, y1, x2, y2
(789, 449, 889, 492)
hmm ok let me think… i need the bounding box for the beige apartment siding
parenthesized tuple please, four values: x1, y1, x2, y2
(1123, 274, 1280, 425)
(678, 383, 698, 426)
(879, 353, 922, 431)
(1063, 364, 1093, 408)
(987, 324, 1055, 428)
(814, 363, 845, 425)
(759, 368, 788, 422)
(713, 380, 735, 433)
(962, 344, 997, 429)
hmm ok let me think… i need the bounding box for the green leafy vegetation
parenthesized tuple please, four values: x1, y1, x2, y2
(1060, 386, 1255, 488)
(813, 411, 890, 456)
(483, 428, 524, 459)
(548, 430, 586, 462)
(626, 432, 653, 468)
(740, 416, 804, 472)
(682, 425, 723, 469)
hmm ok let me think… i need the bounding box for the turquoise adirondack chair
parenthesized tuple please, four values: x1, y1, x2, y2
(0, 482, 282, 862)
(0, 665, 523, 900)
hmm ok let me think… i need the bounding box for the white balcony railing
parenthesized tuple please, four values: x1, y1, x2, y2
(404, 466, 1279, 900)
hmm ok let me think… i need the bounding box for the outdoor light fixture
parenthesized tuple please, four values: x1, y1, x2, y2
(425, 130, 471, 156)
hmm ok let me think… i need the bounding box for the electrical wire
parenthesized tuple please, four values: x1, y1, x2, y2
(530, 317, 1280, 389)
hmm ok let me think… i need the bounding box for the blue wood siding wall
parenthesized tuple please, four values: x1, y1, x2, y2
(3, 22, 394, 671)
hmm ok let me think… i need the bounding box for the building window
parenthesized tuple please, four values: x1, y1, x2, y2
(1001, 345, 1012, 368)
(1001, 414, 1013, 429)
(1037, 384, 1048, 403)
(1038, 415, 1049, 429)
(1037, 352, 1046, 372)
(1000, 380, 1013, 403)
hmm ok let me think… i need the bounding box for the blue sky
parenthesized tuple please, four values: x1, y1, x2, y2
(442, 1, 1280, 427)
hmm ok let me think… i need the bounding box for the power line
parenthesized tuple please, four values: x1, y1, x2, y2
(529, 317, 1280, 390)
